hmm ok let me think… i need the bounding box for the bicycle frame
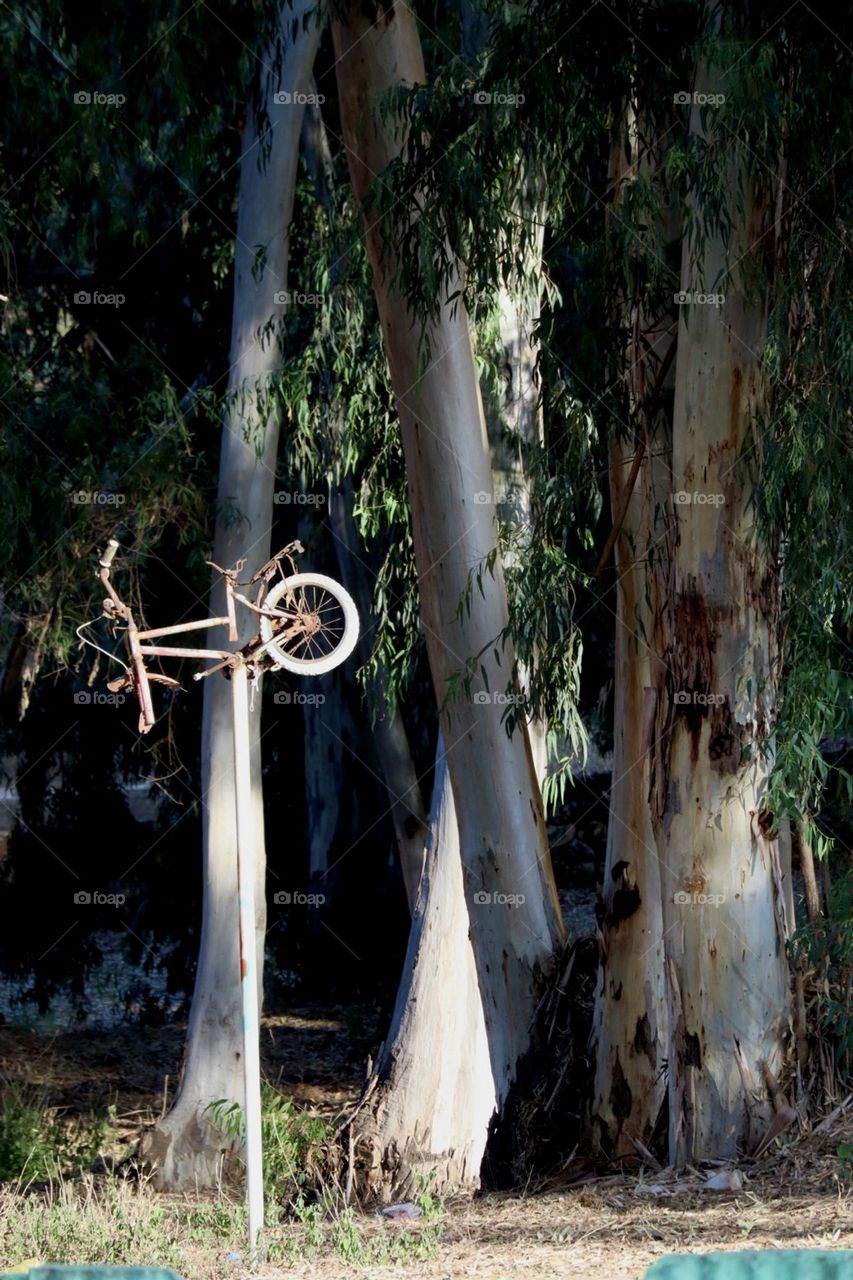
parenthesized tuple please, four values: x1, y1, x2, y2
(86, 536, 356, 1257)
(95, 538, 311, 733)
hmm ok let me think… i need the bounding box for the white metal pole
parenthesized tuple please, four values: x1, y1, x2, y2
(230, 658, 265, 1257)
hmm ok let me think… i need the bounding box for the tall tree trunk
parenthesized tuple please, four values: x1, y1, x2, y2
(141, 2, 323, 1189)
(591, 431, 670, 1159)
(333, 0, 563, 1155)
(490, 220, 549, 785)
(655, 66, 790, 1165)
(300, 97, 428, 909)
(590, 108, 672, 1160)
(462, 0, 548, 784)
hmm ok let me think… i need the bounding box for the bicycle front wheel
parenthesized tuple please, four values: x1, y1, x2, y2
(259, 573, 360, 675)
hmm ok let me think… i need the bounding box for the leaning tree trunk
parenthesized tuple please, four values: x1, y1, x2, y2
(333, 0, 564, 1173)
(347, 737, 495, 1202)
(463, 0, 548, 785)
(590, 105, 673, 1160)
(141, 2, 323, 1189)
(490, 215, 549, 785)
(654, 67, 790, 1165)
(299, 102, 428, 909)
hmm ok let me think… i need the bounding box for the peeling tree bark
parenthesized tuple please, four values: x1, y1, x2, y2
(332, 0, 563, 1190)
(590, 107, 672, 1160)
(591, 428, 670, 1158)
(141, 2, 323, 1189)
(655, 65, 790, 1165)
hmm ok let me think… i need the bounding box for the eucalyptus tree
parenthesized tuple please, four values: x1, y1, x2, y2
(296, 93, 429, 911)
(591, 4, 853, 1162)
(250, 53, 488, 1196)
(330, 0, 568, 1195)
(652, 58, 787, 1163)
(461, 0, 551, 783)
(347, 0, 853, 1171)
(589, 102, 674, 1159)
(141, 0, 325, 1189)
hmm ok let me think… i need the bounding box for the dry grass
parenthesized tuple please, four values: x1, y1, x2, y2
(1, 1013, 851, 1279)
(1, 1139, 851, 1280)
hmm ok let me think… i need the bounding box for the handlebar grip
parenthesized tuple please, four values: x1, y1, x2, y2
(99, 539, 120, 569)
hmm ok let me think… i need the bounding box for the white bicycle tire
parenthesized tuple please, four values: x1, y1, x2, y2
(259, 573, 360, 675)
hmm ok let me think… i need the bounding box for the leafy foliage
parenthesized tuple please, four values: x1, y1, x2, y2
(0, 1077, 110, 1183)
(206, 1085, 330, 1205)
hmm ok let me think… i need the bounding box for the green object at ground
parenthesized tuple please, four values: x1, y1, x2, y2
(0, 1270, 183, 1280)
(645, 1250, 853, 1278)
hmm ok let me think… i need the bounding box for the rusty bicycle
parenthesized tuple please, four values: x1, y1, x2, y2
(77, 536, 360, 1252)
(80, 538, 359, 734)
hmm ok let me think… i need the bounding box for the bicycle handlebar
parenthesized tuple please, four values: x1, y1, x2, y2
(99, 539, 120, 570)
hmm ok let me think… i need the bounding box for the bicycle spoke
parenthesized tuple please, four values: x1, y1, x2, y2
(264, 580, 352, 666)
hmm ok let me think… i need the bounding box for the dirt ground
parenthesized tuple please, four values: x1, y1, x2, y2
(1, 1009, 852, 1279)
(262, 1182, 853, 1280)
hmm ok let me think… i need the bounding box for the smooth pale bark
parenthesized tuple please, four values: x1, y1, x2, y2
(333, 0, 563, 1127)
(490, 225, 548, 786)
(463, 0, 548, 785)
(141, 3, 322, 1189)
(590, 111, 671, 1159)
(351, 737, 494, 1201)
(656, 71, 790, 1164)
(299, 96, 428, 908)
